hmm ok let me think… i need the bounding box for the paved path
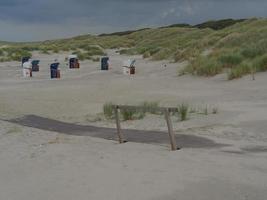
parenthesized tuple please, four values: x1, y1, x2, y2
(8, 115, 226, 149)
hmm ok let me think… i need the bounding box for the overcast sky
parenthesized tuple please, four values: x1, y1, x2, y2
(0, 0, 267, 41)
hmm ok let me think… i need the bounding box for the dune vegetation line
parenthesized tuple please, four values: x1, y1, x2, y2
(1, 18, 267, 80)
(103, 102, 218, 122)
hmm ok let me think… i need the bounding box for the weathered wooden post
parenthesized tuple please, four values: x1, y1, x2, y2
(164, 108, 178, 151)
(114, 105, 125, 143)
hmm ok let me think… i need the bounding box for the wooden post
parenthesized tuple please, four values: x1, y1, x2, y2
(164, 108, 178, 151)
(114, 106, 124, 143)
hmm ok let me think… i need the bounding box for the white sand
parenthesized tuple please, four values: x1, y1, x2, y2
(0, 50, 267, 199)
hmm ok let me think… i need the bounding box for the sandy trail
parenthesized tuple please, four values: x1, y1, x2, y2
(7, 114, 225, 149)
(0, 50, 267, 200)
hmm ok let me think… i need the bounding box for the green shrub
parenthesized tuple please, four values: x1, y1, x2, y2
(92, 57, 100, 62)
(120, 107, 145, 121)
(41, 48, 50, 54)
(242, 46, 264, 58)
(143, 51, 151, 58)
(6, 49, 32, 61)
(241, 40, 267, 58)
(186, 56, 222, 76)
(219, 52, 243, 67)
(178, 103, 189, 121)
(228, 63, 251, 80)
(87, 47, 104, 56)
(52, 48, 59, 53)
(152, 48, 172, 60)
(134, 110, 146, 120)
(119, 49, 129, 55)
(254, 54, 267, 72)
(120, 109, 136, 121)
(103, 102, 115, 119)
(78, 53, 85, 61)
(148, 47, 161, 55)
(141, 101, 160, 114)
(175, 48, 201, 62)
(0, 58, 8, 62)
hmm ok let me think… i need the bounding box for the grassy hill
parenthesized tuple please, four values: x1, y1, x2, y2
(1, 18, 267, 79)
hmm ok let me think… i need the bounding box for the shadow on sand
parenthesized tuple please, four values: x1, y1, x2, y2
(7, 115, 226, 149)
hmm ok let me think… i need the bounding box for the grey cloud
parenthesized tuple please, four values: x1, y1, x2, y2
(0, 0, 267, 41)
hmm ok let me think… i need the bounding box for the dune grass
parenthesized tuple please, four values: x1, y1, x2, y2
(1, 18, 267, 79)
(120, 108, 145, 121)
(103, 102, 145, 121)
(177, 103, 189, 121)
(227, 63, 252, 80)
(103, 102, 115, 119)
(102, 102, 219, 123)
(140, 101, 160, 114)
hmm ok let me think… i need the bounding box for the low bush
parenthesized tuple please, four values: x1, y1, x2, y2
(177, 103, 189, 121)
(218, 52, 243, 67)
(141, 101, 160, 114)
(254, 54, 267, 72)
(143, 51, 151, 58)
(242, 46, 264, 59)
(120, 109, 136, 121)
(92, 57, 100, 62)
(152, 48, 172, 60)
(120, 108, 142, 121)
(241, 40, 267, 58)
(228, 63, 251, 80)
(185, 56, 222, 76)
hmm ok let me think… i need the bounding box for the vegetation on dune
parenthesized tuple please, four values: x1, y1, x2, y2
(141, 101, 160, 115)
(103, 101, 160, 121)
(227, 63, 252, 80)
(181, 56, 222, 76)
(120, 108, 145, 121)
(103, 102, 115, 119)
(0, 47, 32, 62)
(1, 18, 267, 79)
(102, 102, 218, 122)
(194, 19, 246, 30)
(177, 103, 189, 121)
(180, 19, 267, 78)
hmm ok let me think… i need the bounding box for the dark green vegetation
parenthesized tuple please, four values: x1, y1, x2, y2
(1, 18, 267, 79)
(194, 19, 246, 30)
(177, 103, 189, 121)
(161, 18, 245, 30)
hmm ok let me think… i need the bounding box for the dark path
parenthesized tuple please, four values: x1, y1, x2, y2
(8, 115, 226, 149)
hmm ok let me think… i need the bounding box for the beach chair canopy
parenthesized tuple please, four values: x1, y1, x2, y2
(50, 62, 60, 70)
(123, 59, 136, 67)
(130, 60, 136, 67)
(68, 55, 78, 59)
(101, 57, 109, 63)
(31, 60, 40, 65)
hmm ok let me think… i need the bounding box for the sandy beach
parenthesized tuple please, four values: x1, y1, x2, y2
(0, 50, 267, 200)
